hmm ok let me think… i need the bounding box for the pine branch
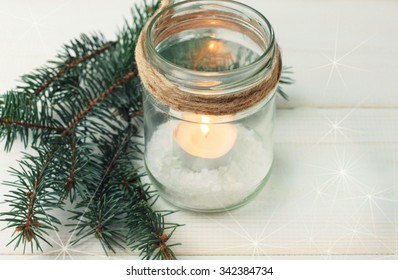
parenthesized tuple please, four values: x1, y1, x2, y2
(0, 145, 66, 252)
(121, 167, 181, 259)
(35, 41, 117, 96)
(67, 125, 139, 253)
(277, 66, 295, 100)
(61, 70, 136, 137)
(67, 135, 77, 198)
(0, 0, 180, 260)
(127, 199, 181, 260)
(0, 118, 64, 134)
(128, 109, 144, 119)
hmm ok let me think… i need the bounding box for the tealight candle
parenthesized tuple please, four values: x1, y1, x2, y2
(138, 0, 282, 212)
(174, 115, 237, 159)
(173, 115, 238, 171)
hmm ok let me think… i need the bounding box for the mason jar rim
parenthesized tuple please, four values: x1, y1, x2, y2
(146, 0, 275, 78)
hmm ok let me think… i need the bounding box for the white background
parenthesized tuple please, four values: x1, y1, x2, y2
(0, 0, 397, 259)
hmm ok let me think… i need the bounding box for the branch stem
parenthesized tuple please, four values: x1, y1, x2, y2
(23, 148, 58, 241)
(128, 109, 143, 119)
(61, 70, 136, 136)
(68, 137, 77, 191)
(35, 41, 117, 96)
(0, 118, 64, 134)
(95, 125, 135, 235)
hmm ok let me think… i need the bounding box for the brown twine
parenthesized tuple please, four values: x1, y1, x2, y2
(136, 0, 282, 116)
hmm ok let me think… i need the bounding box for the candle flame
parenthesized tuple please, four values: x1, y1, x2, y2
(200, 116, 210, 137)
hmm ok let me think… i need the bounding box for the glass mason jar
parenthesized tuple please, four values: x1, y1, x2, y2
(142, 0, 279, 212)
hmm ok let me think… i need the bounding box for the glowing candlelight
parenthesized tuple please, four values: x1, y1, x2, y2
(173, 40, 239, 160)
(193, 40, 235, 70)
(174, 115, 238, 159)
(200, 116, 210, 137)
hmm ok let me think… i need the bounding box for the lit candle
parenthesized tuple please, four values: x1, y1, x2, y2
(174, 115, 238, 160)
(193, 40, 235, 70)
(174, 40, 238, 162)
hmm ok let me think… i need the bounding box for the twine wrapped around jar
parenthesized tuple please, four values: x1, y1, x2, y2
(135, 0, 282, 116)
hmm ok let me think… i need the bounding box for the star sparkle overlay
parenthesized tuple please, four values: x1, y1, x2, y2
(0, 1, 397, 260)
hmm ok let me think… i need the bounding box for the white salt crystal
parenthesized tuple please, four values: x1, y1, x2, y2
(146, 122, 272, 210)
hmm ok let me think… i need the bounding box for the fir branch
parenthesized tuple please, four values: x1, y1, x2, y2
(128, 109, 144, 119)
(277, 66, 295, 100)
(65, 41, 117, 69)
(61, 70, 136, 137)
(0, 0, 180, 260)
(67, 125, 138, 253)
(0, 34, 119, 151)
(0, 118, 64, 134)
(0, 146, 66, 252)
(127, 198, 181, 260)
(35, 41, 117, 96)
(124, 172, 181, 260)
(67, 136, 77, 192)
(0, 90, 59, 150)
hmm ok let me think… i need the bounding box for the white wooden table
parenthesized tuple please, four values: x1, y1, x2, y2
(0, 0, 397, 259)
